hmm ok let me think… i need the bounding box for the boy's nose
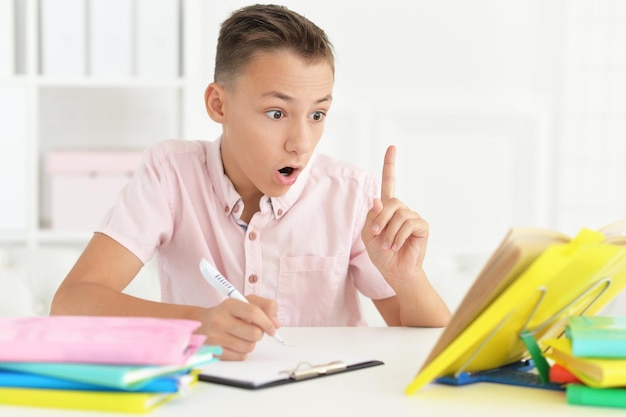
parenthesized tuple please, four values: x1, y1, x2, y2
(285, 121, 313, 155)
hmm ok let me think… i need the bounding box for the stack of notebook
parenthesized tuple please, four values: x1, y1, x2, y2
(543, 316, 626, 409)
(0, 316, 221, 413)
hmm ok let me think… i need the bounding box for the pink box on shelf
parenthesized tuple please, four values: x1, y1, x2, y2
(47, 150, 143, 231)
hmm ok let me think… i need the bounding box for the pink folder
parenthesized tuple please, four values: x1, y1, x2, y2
(0, 316, 206, 365)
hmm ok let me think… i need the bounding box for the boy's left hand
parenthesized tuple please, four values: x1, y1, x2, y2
(361, 145, 429, 286)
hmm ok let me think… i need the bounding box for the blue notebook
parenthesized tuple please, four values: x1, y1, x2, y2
(0, 369, 191, 393)
(566, 316, 626, 358)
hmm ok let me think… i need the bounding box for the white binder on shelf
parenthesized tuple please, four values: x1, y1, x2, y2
(135, 0, 180, 78)
(0, 86, 27, 232)
(40, 0, 86, 77)
(88, 0, 132, 77)
(0, 0, 15, 76)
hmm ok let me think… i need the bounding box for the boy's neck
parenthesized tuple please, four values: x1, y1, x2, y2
(239, 192, 263, 224)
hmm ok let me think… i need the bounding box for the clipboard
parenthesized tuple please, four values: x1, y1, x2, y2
(198, 336, 384, 390)
(406, 227, 626, 394)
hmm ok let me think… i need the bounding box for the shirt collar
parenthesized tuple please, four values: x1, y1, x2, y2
(206, 137, 314, 220)
(206, 137, 242, 218)
(268, 153, 314, 219)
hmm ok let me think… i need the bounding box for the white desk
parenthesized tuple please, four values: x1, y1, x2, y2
(0, 327, 619, 416)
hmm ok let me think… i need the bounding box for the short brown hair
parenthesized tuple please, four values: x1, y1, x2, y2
(214, 4, 335, 86)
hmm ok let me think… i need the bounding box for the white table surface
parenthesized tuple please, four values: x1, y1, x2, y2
(1, 326, 622, 417)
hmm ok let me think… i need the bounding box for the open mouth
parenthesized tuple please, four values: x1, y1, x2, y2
(278, 167, 295, 177)
(275, 165, 300, 187)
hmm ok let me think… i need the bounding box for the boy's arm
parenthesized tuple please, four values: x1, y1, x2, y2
(50, 232, 280, 360)
(372, 271, 451, 327)
(361, 146, 451, 327)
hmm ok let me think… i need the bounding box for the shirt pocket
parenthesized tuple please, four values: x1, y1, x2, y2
(277, 255, 349, 326)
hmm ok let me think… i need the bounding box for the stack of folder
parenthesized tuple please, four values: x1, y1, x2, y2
(543, 316, 626, 409)
(0, 316, 221, 413)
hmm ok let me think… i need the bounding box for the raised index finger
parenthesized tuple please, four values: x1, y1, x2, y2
(380, 145, 396, 201)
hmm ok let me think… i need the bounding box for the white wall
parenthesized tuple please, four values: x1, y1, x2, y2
(186, 0, 626, 267)
(3, 0, 626, 314)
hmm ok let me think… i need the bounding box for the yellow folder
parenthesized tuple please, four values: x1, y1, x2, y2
(406, 226, 626, 394)
(543, 337, 626, 388)
(0, 387, 178, 413)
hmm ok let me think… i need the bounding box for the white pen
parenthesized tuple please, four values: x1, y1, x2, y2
(199, 258, 284, 344)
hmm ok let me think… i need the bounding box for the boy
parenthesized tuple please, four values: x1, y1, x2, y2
(51, 4, 451, 360)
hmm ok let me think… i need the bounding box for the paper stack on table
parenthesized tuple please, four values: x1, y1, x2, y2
(0, 316, 221, 413)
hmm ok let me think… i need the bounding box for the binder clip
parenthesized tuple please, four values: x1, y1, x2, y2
(281, 361, 347, 380)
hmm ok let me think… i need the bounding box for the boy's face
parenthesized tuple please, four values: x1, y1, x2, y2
(214, 50, 334, 201)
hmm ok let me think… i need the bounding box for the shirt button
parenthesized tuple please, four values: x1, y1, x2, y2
(249, 231, 257, 241)
(223, 205, 229, 213)
(277, 209, 283, 216)
(233, 204, 240, 213)
(248, 274, 258, 284)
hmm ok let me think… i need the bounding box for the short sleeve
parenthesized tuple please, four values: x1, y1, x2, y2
(96, 144, 175, 264)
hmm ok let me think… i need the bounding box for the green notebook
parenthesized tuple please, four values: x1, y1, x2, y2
(567, 384, 626, 409)
(0, 345, 221, 389)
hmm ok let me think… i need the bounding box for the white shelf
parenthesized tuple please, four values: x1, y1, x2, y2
(34, 77, 186, 89)
(0, 230, 93, 247)
(0, 76, 33, 85)
(0, 0, 197, 249)
(34, 230, 95, 245)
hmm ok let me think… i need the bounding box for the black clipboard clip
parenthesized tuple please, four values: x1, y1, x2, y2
(281, 361, 347, 380)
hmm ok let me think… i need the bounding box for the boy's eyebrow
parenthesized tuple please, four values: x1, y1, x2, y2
(261, 91, 333, 104)
(316, 95, 333, 104)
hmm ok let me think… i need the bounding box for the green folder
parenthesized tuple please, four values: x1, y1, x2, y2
(567, 384, 626, 409)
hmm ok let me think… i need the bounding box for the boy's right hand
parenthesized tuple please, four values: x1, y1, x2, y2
(196, 295, 280, 361)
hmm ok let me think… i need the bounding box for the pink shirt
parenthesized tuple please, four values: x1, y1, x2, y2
(97, 138, 395, 326)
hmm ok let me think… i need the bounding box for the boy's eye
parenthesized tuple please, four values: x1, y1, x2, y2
(309, 111, 325, 121)
(265, 110, 284, 120)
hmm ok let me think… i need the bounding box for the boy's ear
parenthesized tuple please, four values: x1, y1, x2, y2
(204, 83, 226, 122)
